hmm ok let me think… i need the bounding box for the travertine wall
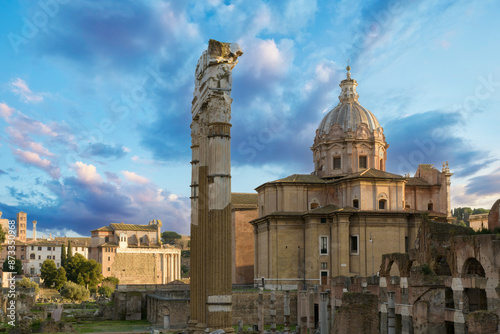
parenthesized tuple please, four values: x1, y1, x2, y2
(331, 292, 379, 334)
(232, 206, 258, 284)
(111, 253, 157, 284)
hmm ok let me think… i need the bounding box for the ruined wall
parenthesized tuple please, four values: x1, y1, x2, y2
(111, 253, 157, 284)
(232, 290, 297, 326)
(467, 310, 499, 334)
(331, 292, 379, 334)
(488, 199, 500, 231)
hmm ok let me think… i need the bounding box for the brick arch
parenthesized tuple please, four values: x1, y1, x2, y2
(380, 253, 413, 277)
(462, 257, 486, 278)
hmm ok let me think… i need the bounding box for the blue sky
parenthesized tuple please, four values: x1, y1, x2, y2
(0, 0, 499, 237)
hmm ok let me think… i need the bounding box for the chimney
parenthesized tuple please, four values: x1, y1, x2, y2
(33, 221, 37, 241)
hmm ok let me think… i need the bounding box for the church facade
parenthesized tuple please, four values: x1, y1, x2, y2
(251, 67, 453, 288)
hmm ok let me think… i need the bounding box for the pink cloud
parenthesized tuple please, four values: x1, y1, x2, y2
(122, 170, 150, 184)
(13, 149, 60, 179)
(73, 161, 103, 184)
(0, 102, 14, 119)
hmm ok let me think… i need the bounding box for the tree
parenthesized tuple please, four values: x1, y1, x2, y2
(17, 277, 40, 294)
(472, 208, 490, 214)
(101, 276, 119, 291)
(40, 260, 58, 288)
(65, 253, 103, 289)
(0, 227, 5, 251)
(67, 241, 73, 258)
(97, 286, 113, 298)
(61, 243, 67, 268)
(54, 267, 67, 290)
(60, 281, 89, 301)
(2, 257, 22, 274)
(161, 231, 182, 245)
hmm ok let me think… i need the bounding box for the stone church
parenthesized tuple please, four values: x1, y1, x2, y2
(251, 66, 454, 288)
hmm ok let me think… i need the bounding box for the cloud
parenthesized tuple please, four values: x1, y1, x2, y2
(10, 78, 45, 103)
(85, 143, 128, 159)
(104, 171, 122, 185)
(0, 102, 14, 119)
(465, 168, 500, 197)
(13, 149, 60, 179)
(72, 161, 103, 184)
(0, 169, 7, 176)
(384, 110, 493, 177)
(122, 170, 149, 184)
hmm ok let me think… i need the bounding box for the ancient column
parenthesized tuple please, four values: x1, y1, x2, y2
(283, 290, 290, 334)
(190, 39, 243, 333)
(270, 289, 277, 334)
(320, 291, 329, 334)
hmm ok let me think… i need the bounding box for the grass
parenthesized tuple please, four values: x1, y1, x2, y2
(71, 319, 152, 333)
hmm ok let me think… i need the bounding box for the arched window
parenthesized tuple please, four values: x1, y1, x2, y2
(30, 253, 35, 259)
(379, 199, 387, 210)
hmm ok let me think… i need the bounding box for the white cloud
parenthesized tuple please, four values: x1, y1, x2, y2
(10, 78, 45, 103)
(13, 149, 60, 179)
(122, 170, 150, 184)
(238, 38, 295, 80)
(73, 161, 103, 184)
(0, 102, 14, 119)
(168, 193, 179, 201)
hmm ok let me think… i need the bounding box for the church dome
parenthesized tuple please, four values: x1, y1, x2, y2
(317, 66, 381, 136)
(312, 66, 388, 178)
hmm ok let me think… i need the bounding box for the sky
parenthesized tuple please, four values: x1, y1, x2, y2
(0, 0, 499, 237)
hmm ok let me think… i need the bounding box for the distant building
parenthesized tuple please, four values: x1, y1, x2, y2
(468, 213, 489, 231)
(90, 220, 181, 284)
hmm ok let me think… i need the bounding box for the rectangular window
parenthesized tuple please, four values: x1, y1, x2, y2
(321, 262, 327, 269)
(320, 218, 327, 224)
(38, 255, 41, 260)
(31, 246, 34, 250)
(107, 267, 110, 272)
(47, 255, 51, 259)
(47, 247, 51, 251)
(108, 256, 110, 261)
(350, 235, 359, 255)
(333, 157, 341, 170)
(320, 236, 328, 255)
(405, 236, 409, 253)
(38, 247, 42, 251)
(359, 156, 367, 169)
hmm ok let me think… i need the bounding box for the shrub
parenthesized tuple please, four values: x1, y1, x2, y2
(97, 286, 113, 298)
(60, 281, 89, 301)
(16, 277, 40, 294)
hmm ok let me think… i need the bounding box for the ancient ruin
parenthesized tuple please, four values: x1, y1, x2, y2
(189, 39, 243, 333)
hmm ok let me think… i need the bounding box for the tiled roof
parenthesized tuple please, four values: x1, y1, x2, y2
(308, 204, 341, 214)
(270, 174, 325, 184)
(100, 242, 119, 247)
(231, 192, 258, 205)
(54, 237, 91, 246)
(342, 168, 404, 180)
(92, 226, 113, 232)
(405, 177, 431, 186)
(110, 223, 158, 231)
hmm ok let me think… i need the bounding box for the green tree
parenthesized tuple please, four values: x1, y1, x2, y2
(472, 208, 489, 214)
(61, 243, 67, 268)
(65, 253, 103, 289)
(97, 286, 113, 298)
(101, 276, 119, 291)
(0, 227, 5, 251)
(16, 277, 40, 294)
(2, 257, 22, 274)
(161, 231, 182, 245)
(60, 281, 89, 301)
(67, 241, 73, 258)
(54, 267, 67, 290)
(40, 260, 58, 288)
